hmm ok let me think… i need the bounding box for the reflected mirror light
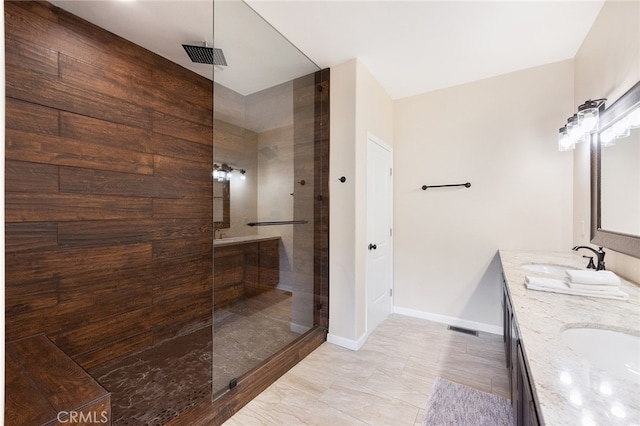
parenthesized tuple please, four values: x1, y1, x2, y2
(560, 371, 573, 385)
(581, 412, 596, 426)
(611, 402, 626, 418)
(598, 381, 612, 395)
(628, 106, 640, 127)
(612, 117, 631, 139)
(600, 127, 616, 146)
(570, 389, 583, 406)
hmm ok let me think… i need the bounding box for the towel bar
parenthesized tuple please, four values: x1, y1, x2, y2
(422, 182, 471, 190)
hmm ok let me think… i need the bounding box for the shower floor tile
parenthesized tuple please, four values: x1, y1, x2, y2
(90, 289, 297, 426)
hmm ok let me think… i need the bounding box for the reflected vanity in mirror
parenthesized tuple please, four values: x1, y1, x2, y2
(213, 180, 230, 230)
(591, 80, 640, 258)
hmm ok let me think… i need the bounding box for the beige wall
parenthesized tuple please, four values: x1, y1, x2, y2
(329, 60, 358, 343)
(329, 1, 640, 340)
(394, 60, 574, 330)
(573, 0, 640, 282)
(329, 59, 394, 347)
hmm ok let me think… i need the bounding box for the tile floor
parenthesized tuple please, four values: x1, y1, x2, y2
(223, 314, 510, 425)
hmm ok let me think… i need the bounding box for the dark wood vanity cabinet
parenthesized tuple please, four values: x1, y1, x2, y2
(503, 275, 541, 426)
(213, 239, 280, 308)
(517, 345, 540, 426)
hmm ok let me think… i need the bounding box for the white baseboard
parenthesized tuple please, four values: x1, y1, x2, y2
(327, 331, 369, 351)
(393, 306, 502, 335)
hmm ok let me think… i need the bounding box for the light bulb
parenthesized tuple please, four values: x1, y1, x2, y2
(577, 100, 600, 134)
(558, 126, 573, 151)
(567, 115, 585, 144)
(580, 115, 598, 134)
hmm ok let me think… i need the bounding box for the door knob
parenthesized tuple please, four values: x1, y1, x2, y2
(368, 243, 377, 250)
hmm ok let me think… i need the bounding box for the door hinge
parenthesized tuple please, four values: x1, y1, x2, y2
(390, 168, 393, 176)
(390, 289, 393, 297)
(390, 228, 393, 237)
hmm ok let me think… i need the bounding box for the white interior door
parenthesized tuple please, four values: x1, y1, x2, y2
(366, 133, 393, 336)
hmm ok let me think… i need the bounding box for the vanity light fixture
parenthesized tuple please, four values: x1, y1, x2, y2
(558, 98, 606, 151)
(212, 163, 246, 182)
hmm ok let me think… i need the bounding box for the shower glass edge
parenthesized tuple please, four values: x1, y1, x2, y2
(211, 0, 322, 401)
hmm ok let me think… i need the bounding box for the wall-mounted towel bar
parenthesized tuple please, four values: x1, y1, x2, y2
(421, 182, 471, 190)
(247, 220, 309, 227)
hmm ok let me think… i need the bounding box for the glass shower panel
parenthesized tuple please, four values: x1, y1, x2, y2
(212, 0, 321, 399)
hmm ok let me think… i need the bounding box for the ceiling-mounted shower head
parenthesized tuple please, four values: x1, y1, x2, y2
(182, 43, 227, 66)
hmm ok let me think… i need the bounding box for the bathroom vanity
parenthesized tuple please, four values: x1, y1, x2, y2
(213, 236, 280, 308)
(499, 250, 640, 426)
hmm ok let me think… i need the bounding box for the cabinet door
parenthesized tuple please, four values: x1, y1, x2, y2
(511, 314, 519, 419)
(503, 279, 511, 369)
(503, 277, 517, 408)
(259, 240, 280, 288)
(517, 343, 540, 426)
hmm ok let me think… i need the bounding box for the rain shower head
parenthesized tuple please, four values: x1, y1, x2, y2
(182, 44, 227, 66)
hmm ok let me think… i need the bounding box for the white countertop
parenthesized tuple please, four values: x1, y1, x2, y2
(213, 234, 280, 248)
(499, 250, 640, 426)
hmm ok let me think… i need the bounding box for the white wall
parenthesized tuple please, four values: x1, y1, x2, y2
(573, 0, 640, 283)
(393, 60, 574, 330)
(329, 59, 394, 348)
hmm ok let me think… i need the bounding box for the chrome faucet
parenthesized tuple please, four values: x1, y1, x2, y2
(572, 245, 606, 270)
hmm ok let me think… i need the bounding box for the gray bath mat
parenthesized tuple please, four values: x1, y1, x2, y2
(423, 377, 513, 426)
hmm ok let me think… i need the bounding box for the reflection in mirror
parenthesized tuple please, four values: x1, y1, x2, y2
(213, 180, 230, 229)
(600, 126, 640, 235)
(592, 80, 640, 258)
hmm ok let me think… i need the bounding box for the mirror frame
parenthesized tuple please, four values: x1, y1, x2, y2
(214, 180, 231, 230)
(590, 80, 640, 258)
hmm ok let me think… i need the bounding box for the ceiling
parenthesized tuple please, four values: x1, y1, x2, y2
(49, 0, 605, 100)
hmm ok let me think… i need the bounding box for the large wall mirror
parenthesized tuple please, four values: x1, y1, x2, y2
(213, 180, 230, 230)
(591, 80, 640, 258)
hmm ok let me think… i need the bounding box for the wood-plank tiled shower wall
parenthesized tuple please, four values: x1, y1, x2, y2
(4, 1, 215, 369)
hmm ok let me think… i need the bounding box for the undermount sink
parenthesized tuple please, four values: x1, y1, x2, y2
(561, 328, 640, 381)
(521, 263, 579, 275)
